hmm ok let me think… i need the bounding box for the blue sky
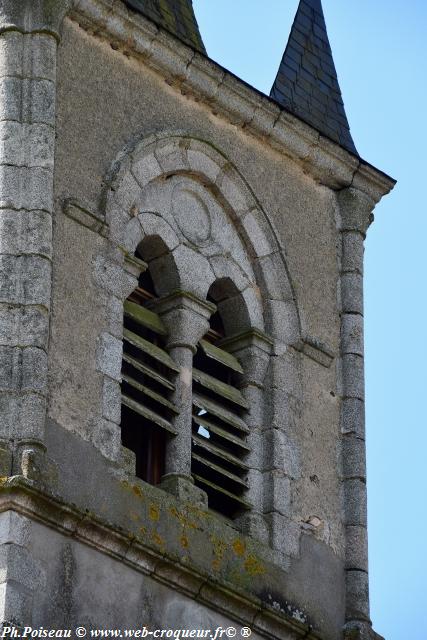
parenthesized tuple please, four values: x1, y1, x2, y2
(193, 2, 426, 638)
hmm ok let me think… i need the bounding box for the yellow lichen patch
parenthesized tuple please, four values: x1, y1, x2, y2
(152, 531, 165, 548)
(132, 484, 144, 499)
(180, 535, 189, 549)
(244, 554, 265, 576)
(211, 535, 228, 572)
(169, 506, 198, 530)
(232, 539, 246, 557)
(139, 526, 147, 536)
(149, 504, 160, 521)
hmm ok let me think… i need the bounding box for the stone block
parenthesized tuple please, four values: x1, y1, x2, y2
(138, 212, 180, 256)
(263, 470, 291, 515)
(216, 170, 249, 214)
(0, 512, 31, 547)
(160, 474, 207, 508)
(183, 55, 224, 102)
(264, 428, 300, 479)
(345, 525, 368, 571)
(239, 386, 265, 429)
(28, 78, 56, 126)
(0, 121, 55, 168)
(131, 152, 162, 187)
(341, 398, 365, 438)
(0, 392, 46, 439)
(241, 211, 277, 257)
(342, 354, 365, 400)
(187, 148, 222, 184)
(0, 581, 32, 629)
(345, 570, 370, 621)
(0, 255, 51, 306)
(344, 479, 367, 526)
(266, 299, 300, 344)
(342, 435, 366, 481)
(102, 377, 121, 424)
(0, 165, 53, 212)
(341, 314, 364, 356)
(93, 255, 137, 300)
(254, 253, 293, 302)
(268, 352, 302, 399)
(342, 231, 364, 274)
(341, 272, 363, 315)
(91, 418, 122, 462)
(0, 304, 49, 348)
(0, 346, 47, 393)
(100, 293, 123, 339)
(265, 512, 301, 558)
(0, 77, 22, 121)
(0, 210, 52, 257)
(244, 427, 263, 469)
(0, 32, 23, 78)
(245, 468, 263, 509)
(95, 333, 123, 381)
(25, 34, 57, 81)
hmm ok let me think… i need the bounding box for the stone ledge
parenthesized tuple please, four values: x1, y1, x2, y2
(0, 476, 322, 640)
(292, 336, 334, 368)
(63, 198, 109, 236)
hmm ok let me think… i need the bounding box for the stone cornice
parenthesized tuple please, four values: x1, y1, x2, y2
(68, 0, 396, 199)
(0, 476, 322, 640)
(0, 0, 71, 40)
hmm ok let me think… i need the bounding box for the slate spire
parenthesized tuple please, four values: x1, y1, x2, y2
(270, 0, 357, 155)
(124, 0, 206, 54)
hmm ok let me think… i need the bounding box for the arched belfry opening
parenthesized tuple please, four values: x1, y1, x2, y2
(120, 241, 180, 486)
(192, 280, 252, 519)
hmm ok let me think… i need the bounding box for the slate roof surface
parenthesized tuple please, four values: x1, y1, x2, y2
(270, 0, 357, 155)
(124, 0, 205, 53)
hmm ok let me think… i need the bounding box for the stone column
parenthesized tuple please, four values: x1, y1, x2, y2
(338, 187, 376, 640)
(151, 291, 215, 505)
(219, 329, 273, 541)
(0, 0, 70, 628)
(0, 1, 69, 473)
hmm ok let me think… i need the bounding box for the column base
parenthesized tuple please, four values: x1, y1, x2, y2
(160, 473, 207, 508)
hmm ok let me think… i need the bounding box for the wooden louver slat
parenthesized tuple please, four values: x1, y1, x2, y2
(122, 394, 177, 435)
(192, 474, 252, 511)
(192, 367, 249, 409)
(122, 353, 175, 391)
(199, 339, 244, 374)
(124, 300, 167, 336)
(192, 393, 249, 434)
(122, 374, 179, 413)
(123, 328, 179, 372)
(192, 413, 250, 452)
(191, 336, 250, 519)
(192, 434, 249, 469)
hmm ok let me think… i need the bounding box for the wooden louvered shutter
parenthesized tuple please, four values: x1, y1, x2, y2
(191, 337, 251, 518)
(121, 285, 179, 485)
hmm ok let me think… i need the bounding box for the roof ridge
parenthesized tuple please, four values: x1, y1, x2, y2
(270, 0, 357, 155)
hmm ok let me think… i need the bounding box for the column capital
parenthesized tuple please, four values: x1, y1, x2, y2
(337, 187, 376, 236)
(219, 328, 274, 388)
(148, 291, 215, 353)
(0, 0, 71, 40)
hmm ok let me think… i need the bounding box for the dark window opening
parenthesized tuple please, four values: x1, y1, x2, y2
(120, 262, 178, 486)
(191, 299, 251, 520)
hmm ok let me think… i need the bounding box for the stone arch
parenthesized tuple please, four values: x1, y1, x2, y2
(94, 133, 303, 554)
(104, 132, 301, 344)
